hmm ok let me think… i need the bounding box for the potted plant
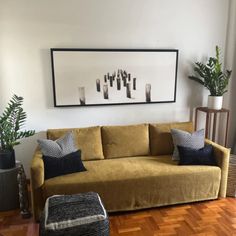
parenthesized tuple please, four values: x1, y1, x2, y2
(0, 95, 35, 169)
(189, 46, 232, 110)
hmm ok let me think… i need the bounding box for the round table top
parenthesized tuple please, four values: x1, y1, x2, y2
(0, 161, 21, 173)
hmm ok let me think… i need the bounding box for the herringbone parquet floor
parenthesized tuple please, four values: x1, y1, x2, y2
(110, 198, 236, 236)
(1, 198, 236, 236)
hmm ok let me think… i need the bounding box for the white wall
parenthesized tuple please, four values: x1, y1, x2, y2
(224, 0, 236, 153)
(0, 0, 229, 176)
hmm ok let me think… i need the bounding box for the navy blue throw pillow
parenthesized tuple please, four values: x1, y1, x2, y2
(43, 150, 87, 180)
(177, 144, 217, 166)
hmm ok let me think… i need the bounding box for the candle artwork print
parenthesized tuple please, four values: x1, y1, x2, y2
(51, 49, 178, 107)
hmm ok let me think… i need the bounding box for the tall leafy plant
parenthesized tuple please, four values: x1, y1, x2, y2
(189, 46, 232, 96)
(0, 95, 35, 151)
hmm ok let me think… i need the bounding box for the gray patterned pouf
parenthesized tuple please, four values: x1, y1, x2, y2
(39, 192, 109, 236)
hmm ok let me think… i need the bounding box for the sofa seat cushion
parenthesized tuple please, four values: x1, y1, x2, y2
(101, 124, 149, 159)
(43, 156, 221, 212)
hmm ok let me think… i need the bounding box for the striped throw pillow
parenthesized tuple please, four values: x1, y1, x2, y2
(171, 129, 205, 161)
(37, 131, 77, 158)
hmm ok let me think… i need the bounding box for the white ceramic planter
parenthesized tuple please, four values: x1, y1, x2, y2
(207, 95, 223, 110)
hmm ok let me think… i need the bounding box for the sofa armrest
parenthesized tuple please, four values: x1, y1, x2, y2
(205, 139, 230, 198)
(31, 150, 44, 189)
(30, 149, 45, 221)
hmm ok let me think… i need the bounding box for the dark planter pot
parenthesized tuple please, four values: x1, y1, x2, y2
(0, 149, 16, 169)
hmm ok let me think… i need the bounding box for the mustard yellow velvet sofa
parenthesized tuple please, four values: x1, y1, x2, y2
(30, 122, 230, 221)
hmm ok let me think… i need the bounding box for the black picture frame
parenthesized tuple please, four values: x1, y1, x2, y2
(51, 48, 178, 107)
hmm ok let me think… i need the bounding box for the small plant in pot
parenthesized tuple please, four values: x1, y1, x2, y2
(189, 46, 232, 110)
(0, 95, 35, 169)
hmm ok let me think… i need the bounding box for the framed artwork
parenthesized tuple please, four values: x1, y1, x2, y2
(51, 48, 178, 107)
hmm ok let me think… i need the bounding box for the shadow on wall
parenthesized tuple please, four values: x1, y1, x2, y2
(40, 48, 54, 109)
(229, 44, 236, 153)
(184, 60, 205, 121)
(14, 131, 46, 178)
(0, 79, 5, 111)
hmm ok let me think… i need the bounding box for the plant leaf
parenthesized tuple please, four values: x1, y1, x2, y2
(0, 94, 35, 150)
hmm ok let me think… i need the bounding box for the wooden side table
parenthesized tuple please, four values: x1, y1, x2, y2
(194, 107, 230, 147)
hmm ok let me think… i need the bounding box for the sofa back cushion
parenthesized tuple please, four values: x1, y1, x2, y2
(47, 126, 104, 161)
(149, 122, 194, 155)
(102, 124, 149, 159)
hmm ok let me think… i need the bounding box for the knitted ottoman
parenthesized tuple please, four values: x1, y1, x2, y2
(39, 192, 109, 236)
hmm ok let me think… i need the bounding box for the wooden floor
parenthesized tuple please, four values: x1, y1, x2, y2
(1, 198, 236, 236)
